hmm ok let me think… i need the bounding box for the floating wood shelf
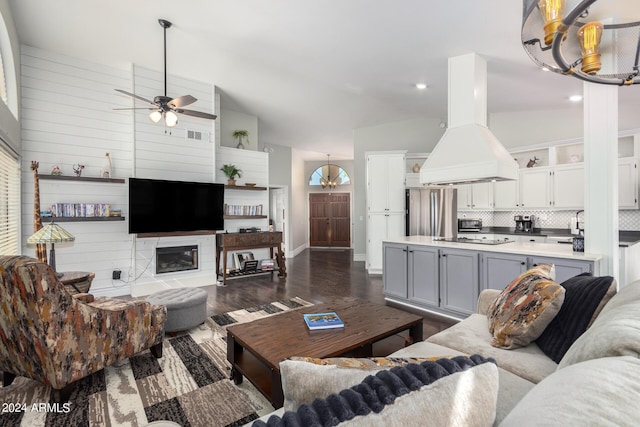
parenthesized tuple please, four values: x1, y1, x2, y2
(40, 175, 125, 184)
(224, 215, 268, 219)
(224, 185, 267, 191)
(43, 216, 125, 222)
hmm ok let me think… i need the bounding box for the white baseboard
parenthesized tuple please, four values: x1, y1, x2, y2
(91, 285, 133, 298)
(385, 297, 463, 321)
(130, 273, 218, 297)
(290, 243, 308, 258)
(353, 253, 366, 262)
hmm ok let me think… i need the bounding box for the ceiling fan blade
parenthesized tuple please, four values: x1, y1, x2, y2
(169, 95, 197, 108)
(175, 108, 217, 120)
(113, 107, 155, 110)
(115, 89, 155, 105)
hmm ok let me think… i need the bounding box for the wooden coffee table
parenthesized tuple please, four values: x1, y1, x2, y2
(226, 298, 423, 408)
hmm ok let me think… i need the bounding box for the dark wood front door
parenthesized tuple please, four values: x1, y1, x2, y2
(309, 193, 351, 247)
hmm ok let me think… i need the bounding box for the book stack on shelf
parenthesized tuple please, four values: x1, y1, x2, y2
(260, 259, 275, 271)
(50, 203, 115, 218)
(303, 312, 345, 330)
(224, 204, 264, 216)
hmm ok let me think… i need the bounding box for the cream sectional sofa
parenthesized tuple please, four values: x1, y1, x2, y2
(390, 279, 640, 426)
(252, 279, 640, 426)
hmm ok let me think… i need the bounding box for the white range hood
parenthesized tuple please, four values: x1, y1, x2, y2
(421, 53, 518, 185)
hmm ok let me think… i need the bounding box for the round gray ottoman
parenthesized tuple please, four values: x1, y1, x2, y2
(148, 288, 208, 333)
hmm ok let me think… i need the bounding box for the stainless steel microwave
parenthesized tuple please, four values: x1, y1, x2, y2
(458, 218, 482, 232)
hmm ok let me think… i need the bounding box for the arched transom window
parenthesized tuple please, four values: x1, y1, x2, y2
(309, 163, 351, 189)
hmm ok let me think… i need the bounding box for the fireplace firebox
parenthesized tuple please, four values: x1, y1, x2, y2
(156, 245, 198, 274)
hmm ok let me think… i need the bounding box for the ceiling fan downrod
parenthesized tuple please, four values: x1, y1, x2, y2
(158, 19, 172, 97)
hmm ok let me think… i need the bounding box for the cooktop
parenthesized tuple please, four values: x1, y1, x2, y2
(434, 237, 514, 245)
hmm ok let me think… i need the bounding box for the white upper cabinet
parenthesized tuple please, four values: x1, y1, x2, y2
(472, 182, 493, 209)
(368, 153, 405, 213)
(367, 152, 407, 274)
(493, 179, 520, 209)
(519, 167, 552, 208)
(456, 182, 493, 209)
(619, 158, 638, 209)
(552, 164, 584, 209)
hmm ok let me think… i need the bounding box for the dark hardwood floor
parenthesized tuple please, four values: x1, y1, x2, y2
(198, 248, 457, 342)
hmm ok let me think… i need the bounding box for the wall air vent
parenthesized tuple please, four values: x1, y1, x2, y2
(185, 129, 210, 142)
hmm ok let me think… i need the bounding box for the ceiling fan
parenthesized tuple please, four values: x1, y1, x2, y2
(114, 19, 217, 127)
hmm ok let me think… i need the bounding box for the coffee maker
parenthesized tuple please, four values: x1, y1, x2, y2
(514, 215, 535, 233)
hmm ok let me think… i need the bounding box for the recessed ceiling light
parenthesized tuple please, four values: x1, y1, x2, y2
(569, 95, 583, 102)
(415, 83, 427, 90)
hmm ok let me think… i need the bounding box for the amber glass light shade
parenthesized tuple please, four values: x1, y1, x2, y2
(537, 0, 565, 45)
(578, 21, 603, 74)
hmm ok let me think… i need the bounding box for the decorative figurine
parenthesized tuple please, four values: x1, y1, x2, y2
(100, 152, 112, 178)
(51, 165, 62, 175)
(73, 164, 85, 177)
(526, 157, 539, 168)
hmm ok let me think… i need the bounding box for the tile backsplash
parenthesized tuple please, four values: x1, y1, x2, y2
(458, 210, 640, 231)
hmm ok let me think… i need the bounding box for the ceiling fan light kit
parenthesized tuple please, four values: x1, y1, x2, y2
(114, 18, 217, 128)
(521, 0, 640, 86)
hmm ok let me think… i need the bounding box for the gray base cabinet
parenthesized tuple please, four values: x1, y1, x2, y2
(382, 243, 408, 299)
(384, 242, 598, 319)
(528, 256, 593, 284)
(481, 253, 528, 291)
(408, 246, 439, 308)
(440, 249, 479, 316)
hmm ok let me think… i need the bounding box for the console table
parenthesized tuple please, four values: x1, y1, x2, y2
(215, 232, 286, 285)
(59, 271, 95, 294)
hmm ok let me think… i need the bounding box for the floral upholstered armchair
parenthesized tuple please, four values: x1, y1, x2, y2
(0, 255, 166, 401)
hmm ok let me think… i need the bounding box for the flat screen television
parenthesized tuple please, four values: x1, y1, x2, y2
(129, 178, 225, 234)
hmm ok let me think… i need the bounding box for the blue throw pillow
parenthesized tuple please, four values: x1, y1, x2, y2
(253, 355, 497, 427)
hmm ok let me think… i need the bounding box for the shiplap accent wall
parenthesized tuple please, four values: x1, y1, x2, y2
(20, 47, 223, 297)
(20, 45, 133, 296)
(131, 65, 218, 296)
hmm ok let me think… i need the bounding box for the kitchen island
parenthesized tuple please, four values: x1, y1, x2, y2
(382, 236, 601, 320)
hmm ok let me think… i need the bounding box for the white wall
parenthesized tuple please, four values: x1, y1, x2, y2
(21, 47, 220, 297)
(290, 148, 307, 255)
(0, 0, 20, 152)
(130, 65, 217, 295)
(268, 144, 292, 187)
(219, 108, 259, 150)
(353, 117, 445, 259)
(491, 106, 640, 149)
(266, 143, 292, 256)
(20, 46, 133, 296)
(353, 107, 640, 260)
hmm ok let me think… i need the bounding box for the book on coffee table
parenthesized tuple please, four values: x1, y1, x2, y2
(303, 312, 344, 330)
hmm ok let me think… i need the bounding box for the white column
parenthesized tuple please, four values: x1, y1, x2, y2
(583, 81, 618, 279)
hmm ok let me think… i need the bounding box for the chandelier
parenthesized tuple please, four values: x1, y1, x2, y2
(320, 154, 337, 189)
(522, 0, 640, 85)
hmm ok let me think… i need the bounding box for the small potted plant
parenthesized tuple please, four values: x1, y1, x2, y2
(232, 129, 249, 150)
(220, 164, 242, 185)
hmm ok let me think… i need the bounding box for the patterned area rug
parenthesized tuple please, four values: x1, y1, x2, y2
(0, 297, 313, 427)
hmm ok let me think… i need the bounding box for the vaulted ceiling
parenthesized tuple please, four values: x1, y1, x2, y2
(8, 0, 640, 159)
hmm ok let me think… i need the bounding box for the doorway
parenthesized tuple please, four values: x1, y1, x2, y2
(269, 187, 289, 256)
(309, 193, 351, 247)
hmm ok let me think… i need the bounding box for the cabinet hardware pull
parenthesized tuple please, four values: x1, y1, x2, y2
(521, 261, 526, 265)
(533, 263, 538, 267)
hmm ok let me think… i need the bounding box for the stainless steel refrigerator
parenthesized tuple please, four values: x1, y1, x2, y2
(405, 187, 457, 238)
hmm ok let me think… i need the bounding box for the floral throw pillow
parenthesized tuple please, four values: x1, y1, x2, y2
(487, 264, 565, 349)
